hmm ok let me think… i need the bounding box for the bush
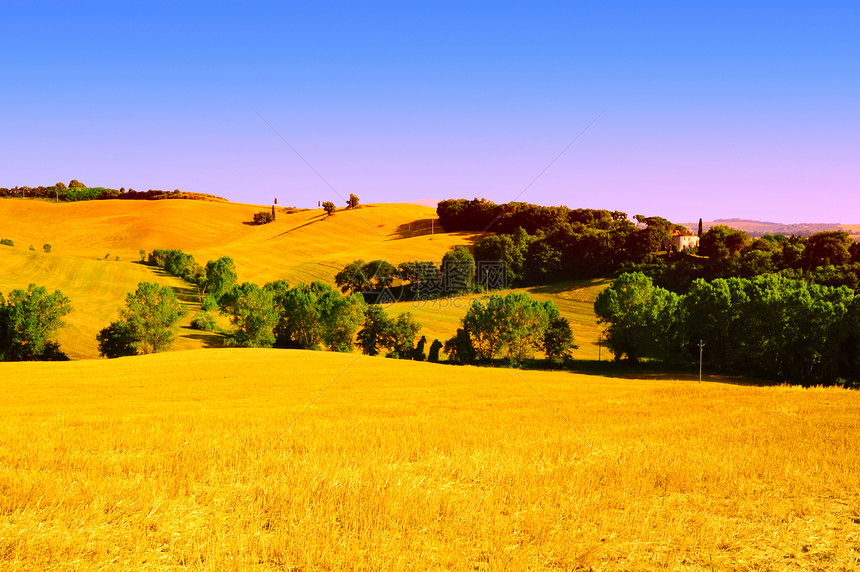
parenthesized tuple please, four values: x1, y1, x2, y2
(253, 211, 275, 224)
(0, 238, 13, 247)
(28, 245, 35, 251)
(190, 311, 219, 332)
(201, 294, 219, 312)
(43, 244, 51, 253)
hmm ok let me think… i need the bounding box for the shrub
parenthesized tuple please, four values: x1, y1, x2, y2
(28, 245, 35, 251)
(201, 294, 219, 312)
(0, 239, 13, 247)
(253, 211, 275, 224)
(43, 244, 51, 253)
(139, 249, 147, 262)
(115, 255, 121, 261)
(190, 311, 219, 332)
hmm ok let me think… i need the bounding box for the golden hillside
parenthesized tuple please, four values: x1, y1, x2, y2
(1, 348, 858, 570)
(0, 199, 505, 359)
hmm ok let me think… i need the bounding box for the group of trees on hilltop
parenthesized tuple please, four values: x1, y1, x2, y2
(0, 181, 226, 202)
(439, 198, 860, 292)
(626, 227, 860, 293)
(595, 272, 860, 386)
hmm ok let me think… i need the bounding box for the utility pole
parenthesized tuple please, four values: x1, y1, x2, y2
(597, 332, 601, 361)
(698, 339, 705, 384)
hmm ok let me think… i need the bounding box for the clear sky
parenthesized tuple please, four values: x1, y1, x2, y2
(2, 1, 858, 223)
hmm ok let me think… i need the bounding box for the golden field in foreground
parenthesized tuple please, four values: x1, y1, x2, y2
(1, 349, 858, 570)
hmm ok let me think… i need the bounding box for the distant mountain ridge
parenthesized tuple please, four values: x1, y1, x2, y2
(682, 219, 860, 238)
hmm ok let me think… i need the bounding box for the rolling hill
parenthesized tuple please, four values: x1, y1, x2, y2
(1, 198, 605, 360)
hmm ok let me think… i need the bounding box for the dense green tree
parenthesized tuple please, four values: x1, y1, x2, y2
(459, 292, 559, 364)
(413, 335, 427, 361)
(221, 282, 277, 347)
(698, 225, 751, 261)
(544, 317, 576, 363)
(96, 321, 137, 358)
(322, 292, 366, 352)
(322, 201, 336, 215)
(383, 312, 422, 358)
(334, 260, 368, 294)
(442, 246, 475, 294)
(0, 284, 72, 361)
(356, 305, 391, 356)
(444, 328, 475, 365)
(428, 339, 443, 362)
(398, 260, 440, 298)
(206, 257, 238, 303)
(594, 272, 680, 363)
(99, 282, 184, 356)
(347, 193, 360, 208)
(805, 231, 853, 268)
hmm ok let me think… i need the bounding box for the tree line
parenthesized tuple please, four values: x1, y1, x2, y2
(595, 272, 860, 386)
(0, 180, 226, 203)
(438, 198, 860, 291)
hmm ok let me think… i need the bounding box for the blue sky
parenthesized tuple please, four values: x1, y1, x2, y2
(2, 1, 858, 223)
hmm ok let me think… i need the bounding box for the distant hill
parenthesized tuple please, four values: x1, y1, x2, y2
(684, 218, 860, 239)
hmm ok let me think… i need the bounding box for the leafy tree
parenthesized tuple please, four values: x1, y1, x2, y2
(356, 305, 391, 356)
(442, 246, 475, 294)
(460, 292, 559, 364)
(699, 225, 751, 261)
(221, 282, 277, 347)
(544, 317, 576, 363)
(347, 193, 360, 208)
(805, 231, 853, 268)
(398, 260, 440, 299)
(96, 321, 137, 358)
(444, 328, 475, 365)
(99, 282, 184, 356)
(384, 312, 422, 358)
(413, 335, 427, 361)
(594, 272, 680, 363)
(322, 201, 336, 215)
(0, 284, 72, 361)
(324, 293, 366, 352)
(428, 339, 443, 362)
(206, 257, 238, 303)
(68, 179, 85, 188)
(139, 249, 147, 262)
(335, 260, 368, 294)
(54, 181, 68, 191)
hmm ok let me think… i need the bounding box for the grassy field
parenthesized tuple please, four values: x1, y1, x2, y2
(0, 349, 858, 570)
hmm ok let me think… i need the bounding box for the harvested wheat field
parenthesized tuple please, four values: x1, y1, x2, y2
(1, 349, 858, 570)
